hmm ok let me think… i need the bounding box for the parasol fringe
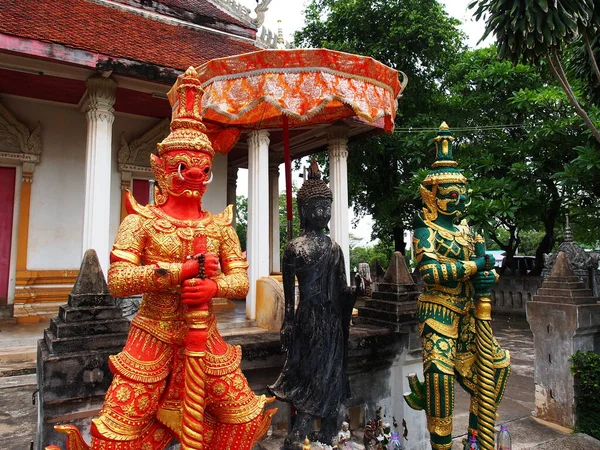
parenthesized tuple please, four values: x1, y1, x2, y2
(199, 66, 399, 97)
(203, 94, 391, 127)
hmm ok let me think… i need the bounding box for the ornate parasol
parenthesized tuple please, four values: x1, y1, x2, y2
(169, 48, 406, 239)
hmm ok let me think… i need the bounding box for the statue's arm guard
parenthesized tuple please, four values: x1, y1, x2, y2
(108, 213, 182, 297)
(413, 227, 477, 286)
(213, 223, 249, 299)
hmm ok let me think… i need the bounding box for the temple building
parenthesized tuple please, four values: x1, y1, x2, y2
(0, 0, 362, 323)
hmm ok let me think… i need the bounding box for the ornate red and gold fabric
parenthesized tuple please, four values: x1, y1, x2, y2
(166, 49, 405, 154)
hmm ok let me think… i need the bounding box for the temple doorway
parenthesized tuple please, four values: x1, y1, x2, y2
(0, 166, 16, 303)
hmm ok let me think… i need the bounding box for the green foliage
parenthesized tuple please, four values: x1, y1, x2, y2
(469, 0, 600, 144)
(441, 47, 588, 270)
(569, 34, 600, 108)
(469, 0, 596, 64)
(349, 239, 394, 274)
(295, 0, 465, 251)
(571, 351, 600, 439)
(235, 195, 247, 251)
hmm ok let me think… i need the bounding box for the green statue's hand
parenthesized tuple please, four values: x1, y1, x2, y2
(471, 254, 496, 271)
(472, 269, 498, 295)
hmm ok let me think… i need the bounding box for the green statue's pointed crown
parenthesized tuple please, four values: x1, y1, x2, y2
(423, 122, 466, 186)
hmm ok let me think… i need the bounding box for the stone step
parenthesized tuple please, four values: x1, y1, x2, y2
(544, 276, 582, 284)
(371, 290, 419, 302)
(68, 293, 115, 308)
(50, 317, 130, 338)
(357, 306, 416, 324)
(44, 329, 128, 354)
(0, 345, 37, 363)
(220, 326, 268, 338)
(531, 294, 597, 305)
(217, 319, 257, 330)
(354, 316, 404, 332)
(540, 281, 587, 290)
(537, 288, 593, 297)
(59, 305, 124, 322)
(363, 298, 418, 314)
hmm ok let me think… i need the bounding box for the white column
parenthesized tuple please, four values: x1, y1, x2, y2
(246, 130, 270, 319)
(81, 75, 117, 275)
(227, 165, 238, 228)
(269, 164, 281, 274)
(328, 123, 350, 281)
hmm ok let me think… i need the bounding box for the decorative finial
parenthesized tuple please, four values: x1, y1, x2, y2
(303, 437, 311, 450)
(307, 158, 322, 180)
(439, 121, 449, 130)
(564, 215, 574, 243)
(277, 19, 285, 49)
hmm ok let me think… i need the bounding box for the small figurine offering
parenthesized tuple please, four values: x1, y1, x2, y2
(335, 421, 364, 450)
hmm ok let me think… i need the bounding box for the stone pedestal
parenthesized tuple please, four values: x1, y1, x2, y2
(356, 252, 419, 333)
(352, 252, 427, 449)
(527, 251, 600, 428)
(542, 224, 600, 296)
(37, 250, 129, 449)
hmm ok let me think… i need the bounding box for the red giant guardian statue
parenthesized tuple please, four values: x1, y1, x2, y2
(49, 67, 275, 450)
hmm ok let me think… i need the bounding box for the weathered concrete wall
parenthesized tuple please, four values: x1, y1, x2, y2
(230, 325, 429, 450)
(1, 95, 228, 273)
(526, 252, 600, 428)
(492, 275, 542, 316)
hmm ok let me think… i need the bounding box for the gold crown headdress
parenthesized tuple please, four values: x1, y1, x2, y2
(422, 122, 466, 186)
(157, 66, 214, 158)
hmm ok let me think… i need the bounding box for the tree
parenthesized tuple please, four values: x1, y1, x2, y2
(442, 46, 586, 274)
(469, 0, 600, 145)
(295, 0, 465, 253)
(349, 239, 394, 274)
(235, 195, 247, 251)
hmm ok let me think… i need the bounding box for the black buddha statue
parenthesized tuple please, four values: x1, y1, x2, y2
(269, 162, 358, 449)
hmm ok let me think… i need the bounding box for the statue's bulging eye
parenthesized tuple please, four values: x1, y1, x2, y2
(203, 167, 210, 174)
(451, 193, 458, 198)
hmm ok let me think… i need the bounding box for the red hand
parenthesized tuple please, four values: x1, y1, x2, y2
(181, 278, 218, 307)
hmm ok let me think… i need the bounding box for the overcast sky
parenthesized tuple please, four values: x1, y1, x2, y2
(238, 0, 492, 48)
(233, 0, 491, 245)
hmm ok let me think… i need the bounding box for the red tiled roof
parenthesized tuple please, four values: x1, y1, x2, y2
(0, 0, 260, 70)
(157, 0, 252, 29)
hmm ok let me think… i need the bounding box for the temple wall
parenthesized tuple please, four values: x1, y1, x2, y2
(1, 96, 228, 273)
(491, 275, 542, 317)
(2, 96, 89, 270)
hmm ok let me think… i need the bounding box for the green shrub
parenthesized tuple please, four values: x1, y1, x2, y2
(571, 350, 600, 440)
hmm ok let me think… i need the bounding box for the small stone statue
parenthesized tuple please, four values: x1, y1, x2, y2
(269, 162, 358, 449)
(336, 421, 364, 450)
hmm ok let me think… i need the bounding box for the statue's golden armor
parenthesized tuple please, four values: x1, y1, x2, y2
(412, 217, 510, 449)
(403, 123, 511, 450)
(89, 198, 273, 449)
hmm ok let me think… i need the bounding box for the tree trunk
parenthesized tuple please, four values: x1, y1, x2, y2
(393, 226, 406, 254)
(582, 30, 600, 87)
(531, 180, 561, 276)
(547, 51, 600, 146)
